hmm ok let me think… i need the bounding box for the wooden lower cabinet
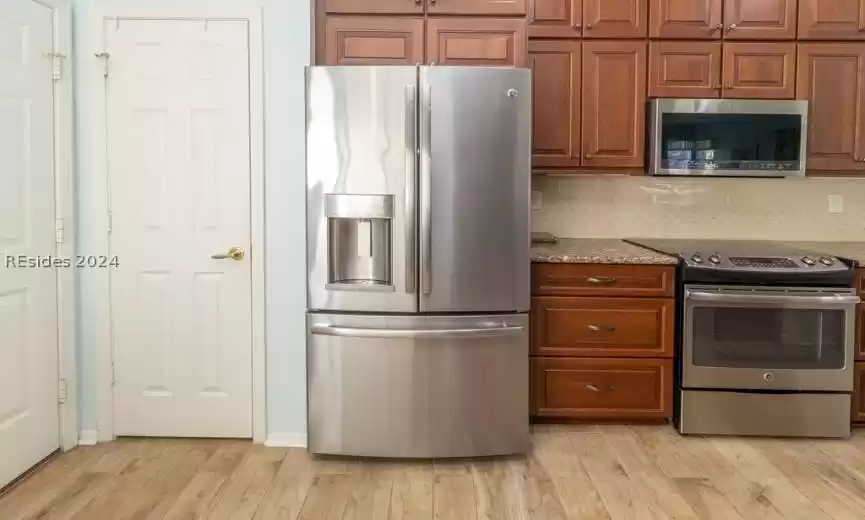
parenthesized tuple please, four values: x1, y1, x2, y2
(427, 18, 527, 67)
(322, 16, 425, 65)
(531, 297, 674, 358)
(855, 364, 865, 423)
(531, 357, 673, 420)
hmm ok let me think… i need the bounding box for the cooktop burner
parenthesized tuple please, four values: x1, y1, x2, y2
(625, 239, 855, 286)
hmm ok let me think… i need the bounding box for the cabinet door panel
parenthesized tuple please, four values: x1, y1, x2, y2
(797, 44, 865, 172)
(427, 18, 526, 67)
(854, 364, 865, 423)
(584, 0, 648, 38)
(649, 41, 722, 98)
(649, 0, 723, 39)
(528, 0, 582, 38)
(799, 0, 865, 41)
(722, 42, 796, 99)
(582, 41, 647, 169)
(324, 0, 425, 14)
(530, 41, 582, 168)
(723, 0, 798, 40)
(428, 0, 527, 15)
(324, 17, 425, 65)
(531, 357, 673, 420)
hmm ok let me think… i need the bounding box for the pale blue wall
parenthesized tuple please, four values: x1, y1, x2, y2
(72, 0, 310, 438)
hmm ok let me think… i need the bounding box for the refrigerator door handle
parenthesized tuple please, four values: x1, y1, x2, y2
(421, 83, 432, 295)
(310, 323, 524, 339)
(405, 84, 417, 294)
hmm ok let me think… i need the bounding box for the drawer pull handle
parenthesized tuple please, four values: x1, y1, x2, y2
(584, 384, 617, 392)
(588, 324, 616, 332)
(586, 276, 617, 285)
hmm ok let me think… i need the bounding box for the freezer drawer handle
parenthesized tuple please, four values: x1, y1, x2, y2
(310, 324, 524, 339)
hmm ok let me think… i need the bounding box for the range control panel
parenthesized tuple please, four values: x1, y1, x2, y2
(684, 252, 847, 272)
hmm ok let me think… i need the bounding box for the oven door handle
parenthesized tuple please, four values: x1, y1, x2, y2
(686, 291, 861, 306)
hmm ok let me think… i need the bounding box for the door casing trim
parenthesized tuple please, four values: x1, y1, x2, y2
(85, 7, 266, 443)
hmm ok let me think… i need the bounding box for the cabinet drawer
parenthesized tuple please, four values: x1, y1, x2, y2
(532, 297, 674, 357)
(531, 357, 673, 420)
(532, 263, 675, 297)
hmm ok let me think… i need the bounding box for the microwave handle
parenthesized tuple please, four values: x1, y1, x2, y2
(686, 291, 860, 306)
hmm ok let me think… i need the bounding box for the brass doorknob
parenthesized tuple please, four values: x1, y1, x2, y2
(211, 247, 244, 261)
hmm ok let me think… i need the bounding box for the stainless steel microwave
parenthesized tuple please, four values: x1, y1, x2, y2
(648, 99, 808, 178)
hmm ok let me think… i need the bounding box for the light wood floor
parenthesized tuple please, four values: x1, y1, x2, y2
(3, 425, 865, 520)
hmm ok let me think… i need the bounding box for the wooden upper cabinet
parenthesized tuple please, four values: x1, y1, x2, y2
(324, 0, 425, 14)
(427, 18, 527, 66)
(428, 0, 527, 15)
(582, 41, 647, 169)
(584, 0, 648, 38)
(528, 0, 582, 38)
(323, 17, 425, 65)
(649, 41, 721, 98)
(797, 44, 865, 172)
(722, 42, 796, 99)
(529, 40, 582, 168)
(650, 0, 723, 39)
(799, 0, 865, 41)
(723, 0, 798, 40)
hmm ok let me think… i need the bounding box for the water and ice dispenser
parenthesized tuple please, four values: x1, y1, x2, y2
(325, 194, 394, 291)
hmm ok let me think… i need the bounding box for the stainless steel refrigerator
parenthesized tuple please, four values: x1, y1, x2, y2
(306, 66, 531, 458)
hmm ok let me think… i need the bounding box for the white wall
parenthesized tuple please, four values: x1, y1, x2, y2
(72, 0, 310, 440)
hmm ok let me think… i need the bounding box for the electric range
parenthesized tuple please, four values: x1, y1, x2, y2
(626, 239, 860, 439)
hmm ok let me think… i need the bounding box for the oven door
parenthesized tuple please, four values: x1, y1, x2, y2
(683, 285, 859, 392)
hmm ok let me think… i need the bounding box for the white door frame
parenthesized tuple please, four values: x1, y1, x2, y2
(25, 0, 78, 452)
(85, 8, 266, 443)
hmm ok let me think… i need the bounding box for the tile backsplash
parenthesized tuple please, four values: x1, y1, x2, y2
(532, 175, 865, 241)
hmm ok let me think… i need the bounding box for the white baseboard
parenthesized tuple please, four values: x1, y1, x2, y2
(264, 432, 307, 448)
(78, 430, 99, 446)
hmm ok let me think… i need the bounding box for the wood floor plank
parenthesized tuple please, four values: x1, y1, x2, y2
(432, 474, 476, 520)
(753, 439, 865, 520)
(10, 428, 865, 520)
(389, 466, 434, 520)
(713, 438, 831, 520)
(253, 448, 316, 520)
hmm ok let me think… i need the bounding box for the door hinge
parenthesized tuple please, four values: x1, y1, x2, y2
(44, 52, 66, 81)
(55, 218, 65, 244)
(58, 378, 68, 404)
(95, 52, 111, 78)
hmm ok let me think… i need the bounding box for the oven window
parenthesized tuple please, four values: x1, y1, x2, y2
(660, 113, 802, 172)
(691, 307, 845, 369)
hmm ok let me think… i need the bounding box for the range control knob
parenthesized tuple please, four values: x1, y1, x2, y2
(819, 256, 835, 266)
(708, 253, 722, 265)
(802, 257, 816, 266)
(691, 253, 704, 264)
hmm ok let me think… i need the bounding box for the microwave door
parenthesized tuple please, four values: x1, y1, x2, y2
(419, 67, 531, 313)
(306, 66, 420, 313)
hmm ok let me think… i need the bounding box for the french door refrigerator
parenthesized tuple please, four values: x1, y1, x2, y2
(306, 66, 531, 458)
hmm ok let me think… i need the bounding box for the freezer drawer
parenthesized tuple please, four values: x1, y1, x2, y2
(307, 313, 529, 458)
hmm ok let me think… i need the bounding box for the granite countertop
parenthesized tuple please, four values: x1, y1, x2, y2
(787, 242, 865, 266)
(531, 238, 678, 265)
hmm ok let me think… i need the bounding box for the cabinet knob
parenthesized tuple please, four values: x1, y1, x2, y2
(714, 23, 723, 31)
(585, 152, 594, 159)
(429, 60, 436, 65)
(574, 23, 582, 29)
(725, 84, 734, 89)
(586, 23, 593, 29)
(415, 0, 421, 4)
(429, 0, 436, 4)
(728, 23, 737, 30)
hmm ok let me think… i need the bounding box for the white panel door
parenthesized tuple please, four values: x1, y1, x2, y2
(108, 19, 253, 437)
(0, 0, 59, 488)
